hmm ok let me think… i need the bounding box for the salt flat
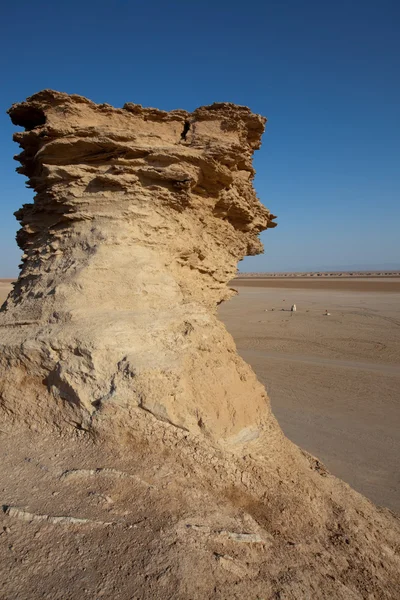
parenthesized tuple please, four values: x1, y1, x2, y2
(219, 279, 400, 512)
(0, 280, 13, 305)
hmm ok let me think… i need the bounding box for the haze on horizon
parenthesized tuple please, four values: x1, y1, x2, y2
(0, 0, 399, 278)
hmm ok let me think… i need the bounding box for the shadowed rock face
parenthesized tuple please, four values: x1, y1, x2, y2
(1, 90, 277, 437)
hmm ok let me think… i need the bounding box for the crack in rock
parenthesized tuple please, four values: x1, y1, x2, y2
(2, 505, 113, 526)
(184, 523, 267, 543)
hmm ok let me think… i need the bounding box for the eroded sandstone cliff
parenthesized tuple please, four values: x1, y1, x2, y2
(2, 90, 278, 439)
(1, 91, 282, 437)
(0, 92, 399, 600)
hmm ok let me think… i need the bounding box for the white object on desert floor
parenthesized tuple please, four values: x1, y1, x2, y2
(291, 304, 297, 312)
(324, 310, 331, 316)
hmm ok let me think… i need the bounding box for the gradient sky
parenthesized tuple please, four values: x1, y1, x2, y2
(1, 0, 399, 276)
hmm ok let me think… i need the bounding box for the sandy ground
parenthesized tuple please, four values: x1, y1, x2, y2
(0, 280, 14, 305)
(219, 279, 400, 513)
(1, 279, 399, 512)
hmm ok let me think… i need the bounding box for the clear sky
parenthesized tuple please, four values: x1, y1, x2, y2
(1, 0, 399, 276)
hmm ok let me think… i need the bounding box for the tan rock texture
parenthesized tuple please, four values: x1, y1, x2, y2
(0, 91, 399, 599)
(2, 90, 277, 439)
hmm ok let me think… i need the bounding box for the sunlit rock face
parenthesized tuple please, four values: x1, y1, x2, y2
(1, 90, 276, 437)
(2, 92, 400, 600)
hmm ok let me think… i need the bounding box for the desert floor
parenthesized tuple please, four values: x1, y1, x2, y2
(219, 278, 400, 513)
(1, 278, 399, 513)
(0, 280, 14, 305)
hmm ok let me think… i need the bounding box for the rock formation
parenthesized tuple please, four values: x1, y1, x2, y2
(0, 91, 399, 599)
(2, 90, 277, 439)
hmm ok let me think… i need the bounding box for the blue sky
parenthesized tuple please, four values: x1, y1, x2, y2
(1, 0, 399, 275)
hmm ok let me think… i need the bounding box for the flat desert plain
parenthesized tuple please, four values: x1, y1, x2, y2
(1, 277, 399, 512)
(0, 280, 14, 305)
(219, 277, 400, 513)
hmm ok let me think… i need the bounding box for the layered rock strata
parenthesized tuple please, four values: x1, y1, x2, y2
(2, 90, 277, 439)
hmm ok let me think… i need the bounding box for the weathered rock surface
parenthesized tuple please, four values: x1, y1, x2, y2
(2, 90, 277, 439)
(0, 91, 399, 599)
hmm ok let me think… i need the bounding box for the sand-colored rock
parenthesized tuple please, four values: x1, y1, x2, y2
(2, 90, 277, 439)
(0, 91, 399, 599)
